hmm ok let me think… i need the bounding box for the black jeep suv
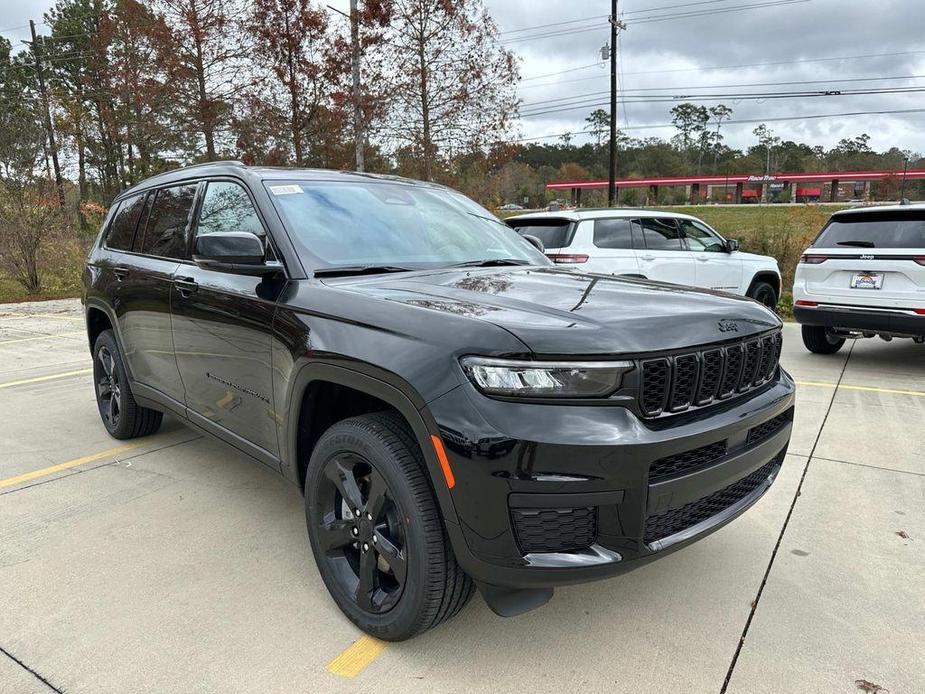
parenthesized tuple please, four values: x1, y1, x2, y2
(83, 162, 795, 640)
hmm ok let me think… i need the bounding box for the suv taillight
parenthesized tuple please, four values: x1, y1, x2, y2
(800, 254, 828, 264)
(547, 254, 589, 264)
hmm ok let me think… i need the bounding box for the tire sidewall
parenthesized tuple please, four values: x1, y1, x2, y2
(93, 330, 133, 438)
(304, 421, 438, 639)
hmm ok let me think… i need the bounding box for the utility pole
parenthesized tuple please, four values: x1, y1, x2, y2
(607, 1, 622, 208)
(350, 0, 364, 172)
(330, 2, 364, 171)
(29, 20, 65, 208)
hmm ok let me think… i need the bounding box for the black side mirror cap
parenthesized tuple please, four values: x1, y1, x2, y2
(725, 238, 739, 253)
(193, 231, 282, 276)
(522, 234, 545, 253)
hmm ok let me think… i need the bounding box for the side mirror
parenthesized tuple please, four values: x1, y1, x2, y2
(522, 234, 545, 253)
(725, 238, 739, 253)
(193, 231, 282, 276)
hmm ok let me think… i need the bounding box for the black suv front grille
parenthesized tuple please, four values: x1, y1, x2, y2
(644, 457, 780, 544)
(511, 507, 597, 554)
(649, 440, 728, 483)
(639, 331, 783, 417)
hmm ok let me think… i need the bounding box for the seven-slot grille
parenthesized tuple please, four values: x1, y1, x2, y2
(639, 331, 782, 417)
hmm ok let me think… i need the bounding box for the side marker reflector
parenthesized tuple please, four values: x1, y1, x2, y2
(431, 435, 456, 489)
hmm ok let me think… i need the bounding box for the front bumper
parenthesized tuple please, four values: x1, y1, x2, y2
(794, 304, 925, 337)
(427, 369, 796, 590)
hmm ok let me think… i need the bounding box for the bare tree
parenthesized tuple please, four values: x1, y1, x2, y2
(383, 0, 519, 181)
(0, 181, 67, 293)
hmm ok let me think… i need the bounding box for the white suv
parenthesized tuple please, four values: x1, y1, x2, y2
(506, 209, 782, 308)
(793, 204, 925, 353)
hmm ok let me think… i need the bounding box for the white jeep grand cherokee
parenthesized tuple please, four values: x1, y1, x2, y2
(793, 204, 925, 353)
(506, 209, 782, 308)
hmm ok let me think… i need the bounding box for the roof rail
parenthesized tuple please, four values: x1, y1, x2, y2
(175, 160, 246, 171)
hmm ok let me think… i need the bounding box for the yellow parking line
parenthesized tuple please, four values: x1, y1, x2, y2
(0, 368, 93, 389)
(796, 380, 925, 398)
(0, 330, 84, 345)
(326, 635, 388, 678)
(0, 442, 145, 490)
(0, 313, 82, 322)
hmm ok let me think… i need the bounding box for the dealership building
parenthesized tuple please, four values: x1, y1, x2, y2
(547, 169, 925, 205)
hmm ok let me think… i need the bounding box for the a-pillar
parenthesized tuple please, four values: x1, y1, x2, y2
(690, 183, 701, 204)
(734, 182, 744, 204)
(829, 179, 839, 202)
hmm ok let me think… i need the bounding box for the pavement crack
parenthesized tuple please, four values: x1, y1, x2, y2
(811, 456, 925, 478)
(0, 645, 64, 693)
(720, 340, 856, 693)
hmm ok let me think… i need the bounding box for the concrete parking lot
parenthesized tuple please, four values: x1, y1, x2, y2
(1, 299, 922, 694)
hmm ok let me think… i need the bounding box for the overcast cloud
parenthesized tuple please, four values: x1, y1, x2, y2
(4, 0, 924, 154)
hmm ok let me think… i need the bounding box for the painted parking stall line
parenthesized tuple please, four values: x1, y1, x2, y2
(0, 368, 93, 390)
(0, 442, 145, 490)
(326, 635, 388, 678)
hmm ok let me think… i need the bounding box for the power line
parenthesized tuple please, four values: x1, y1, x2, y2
(508, 107, 925, 143)
(519, 48, 925, 85)
(503, 0, 811, 44)
(521, 74, 925, 109)
(520, 87, 925, 118)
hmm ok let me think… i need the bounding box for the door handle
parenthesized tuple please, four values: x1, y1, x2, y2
(174, 277, 199, 296)
(113, 266, 130, 281)
(695, 256, 710, 262)
(640, 254, 655, 261)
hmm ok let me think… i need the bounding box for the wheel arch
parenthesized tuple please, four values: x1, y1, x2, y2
(283, 361, 462, 528)
(747, 271, 781, 298)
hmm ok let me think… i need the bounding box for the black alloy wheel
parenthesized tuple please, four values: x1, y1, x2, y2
(95, 344, 122, 430)
(92, 329, 163, 439)
(304, 412, 474, 640)
(314, 454, 408, 614)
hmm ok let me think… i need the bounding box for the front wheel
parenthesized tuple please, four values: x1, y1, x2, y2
(304, 412, 473, 641)
(801, 325, 845, 354)
(747, 281, 778, 310)
(93, 330, 163, 439)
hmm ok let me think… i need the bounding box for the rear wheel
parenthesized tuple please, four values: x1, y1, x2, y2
(93, 330, 163, 439)
(801, 325, 845, 354)
(304, 412, 473, 641)
(747, 281, 778, 310)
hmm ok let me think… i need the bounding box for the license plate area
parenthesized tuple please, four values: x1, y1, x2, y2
(850, 271, 883, 290)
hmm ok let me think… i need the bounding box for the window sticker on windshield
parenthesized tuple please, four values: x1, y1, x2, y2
(269, 184, 302, 195)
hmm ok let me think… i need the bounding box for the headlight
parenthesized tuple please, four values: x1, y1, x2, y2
(460, 357, 634, 398)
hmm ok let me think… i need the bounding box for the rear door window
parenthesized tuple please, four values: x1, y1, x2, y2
(593, 218, 638, 249)
(106, 193, 148, 251)
(638, 218, 683, 250)
(139, 184, 199, 259)
(814, 213, 925, 248)
(508, 219, 575, 248)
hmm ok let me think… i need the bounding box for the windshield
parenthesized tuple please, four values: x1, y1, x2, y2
(814, 212, 925, 248)
(265, 179, 551, 269)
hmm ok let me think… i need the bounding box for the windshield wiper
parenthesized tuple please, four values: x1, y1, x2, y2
(836, 240, 876, 248)
(446, 258, 533, 269)
(314, 264, 416, 278)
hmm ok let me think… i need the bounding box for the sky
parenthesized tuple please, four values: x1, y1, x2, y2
(4, 0, 925, 155)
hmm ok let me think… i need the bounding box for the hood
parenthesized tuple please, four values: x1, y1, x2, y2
(327, 267, 781, 356)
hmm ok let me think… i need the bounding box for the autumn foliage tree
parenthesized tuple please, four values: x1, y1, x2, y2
(382, 0, 519, 181)
(248, 0, 331, 166)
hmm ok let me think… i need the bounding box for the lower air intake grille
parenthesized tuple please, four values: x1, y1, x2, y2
(747, 411, 792, 447)
(649, 440, 728, 483)
(644, 457, 780, 544)
(512, 507, 597, 554)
